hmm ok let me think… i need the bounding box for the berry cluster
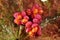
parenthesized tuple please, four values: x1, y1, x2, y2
(13, 4, 43, 37)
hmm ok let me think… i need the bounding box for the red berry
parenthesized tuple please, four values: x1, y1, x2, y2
(13, 12, 20, 18)
(32, 27, 38, 33)
(25, 21, 32, 28)
(32, 24, 38, 28)
(26, 9, 31, 15)
(17, 14, 22, 20)
(29, 31, 34, 37)
(33, 4, 40, 8)
(35, 14, 42, 20)
(21, 19, 28, 24)
(33, 18, 39, 23)
(21, 11, 26, 17)
(14, 19, 21, 25)
(33, 8, 38, 14)
(37, 26, 42, 36)
(38, 9, 43, 15)
(24, 16, 29, 20)
(26, 28, 31, 33)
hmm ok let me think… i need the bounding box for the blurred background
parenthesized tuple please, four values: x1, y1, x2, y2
(0, 0, 60, 40)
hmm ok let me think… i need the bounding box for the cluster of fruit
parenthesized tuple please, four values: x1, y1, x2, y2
(13, 4, 43, 37)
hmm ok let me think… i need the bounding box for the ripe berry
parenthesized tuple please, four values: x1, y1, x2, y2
(26, 28, 31, 33)
(32, 27, 38, 33)
(17, 14, 22, 20)
(35, 14, 42, 20)
(14, 19, 21, 25)
(33, 4, 40, 9)
(29, 31, 34, 37)
(13, 12, 20, 18)
(38, 9, 43, 15)
(33, 8, 38, 14)
(26, 9, 31, 15)
(33, 18, 39, 23)
(21, 19, 28, 24)
(21, 11, 26, 17)
(31, 24, 38, 28)
(25, 21, 32, 28)
(37, 26, 41, 36)
(24, 16, 29, 20)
